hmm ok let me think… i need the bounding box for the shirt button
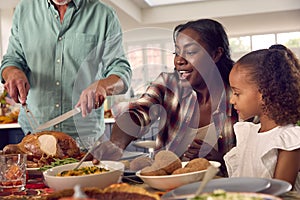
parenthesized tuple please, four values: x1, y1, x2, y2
(56, 81, 60, 86)
(55, 104, 60, 108)
(58, 37, 62, 41)
(54, 125, 59, 129)
(57, 59, 60, 63)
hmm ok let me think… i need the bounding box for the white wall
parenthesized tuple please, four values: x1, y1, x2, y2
(219, 10, 300, 37)
(0, 9, 14, 59)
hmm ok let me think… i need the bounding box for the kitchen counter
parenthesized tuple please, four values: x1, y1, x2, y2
(0, 123, 20, 129)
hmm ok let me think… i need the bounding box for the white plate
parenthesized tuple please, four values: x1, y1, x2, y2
(133, 140, 156, 149)
(120, 151, 148, 160)
(26, 167, 39, 171)
(26, 167, 42, 176)
(176, 192, 282, 200)
(161, 177, 271, 199)
(260, 179, 292, 196)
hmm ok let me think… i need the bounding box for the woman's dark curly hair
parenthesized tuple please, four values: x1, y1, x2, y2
(236, 44, 300, 125)
(173, 19, 234, 86)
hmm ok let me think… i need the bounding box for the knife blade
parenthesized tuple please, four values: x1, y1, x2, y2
(36, 107, 81, 131)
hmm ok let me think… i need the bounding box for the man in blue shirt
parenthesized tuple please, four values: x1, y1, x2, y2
(0, 0, 132, 141)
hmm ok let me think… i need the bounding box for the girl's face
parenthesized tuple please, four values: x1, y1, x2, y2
(174, 28, 218, 90)
(229, 64, 263, 120)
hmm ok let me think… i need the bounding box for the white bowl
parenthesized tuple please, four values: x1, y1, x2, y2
(136, 161, 220, 191)
(43, 161, 124, 191)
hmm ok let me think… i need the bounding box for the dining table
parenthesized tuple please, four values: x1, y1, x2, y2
(0, 170, 299, 200)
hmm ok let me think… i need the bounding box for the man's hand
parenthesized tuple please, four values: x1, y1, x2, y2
(76, 75, 125, 117)
(76, 80, 107, 117)
(2, 66, 29, 104)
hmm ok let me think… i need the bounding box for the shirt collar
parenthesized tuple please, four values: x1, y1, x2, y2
(72, 0, 81, 9)
(46, 0, 81, 9)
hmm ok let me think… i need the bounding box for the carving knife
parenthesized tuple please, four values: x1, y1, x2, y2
(36, 107, 81, 131)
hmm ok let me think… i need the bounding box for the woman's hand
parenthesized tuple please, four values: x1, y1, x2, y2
(182, 139, 222, 162)
(182, 139, 227, 176)
(89, 140, 123, 164)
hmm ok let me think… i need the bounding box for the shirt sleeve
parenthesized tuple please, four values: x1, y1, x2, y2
(0, 3, 31, 83)
(112, 73, 169, 137)
(262, 125, 300, 156)
(97, 10, 132, 93)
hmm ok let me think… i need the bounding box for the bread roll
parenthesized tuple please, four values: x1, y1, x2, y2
(185, 158, 211, 171)
(153, 150, 182, 174)
(172, 158, 211, 175)
(129, 156, 153, 171)
(140, 165, 168, 176)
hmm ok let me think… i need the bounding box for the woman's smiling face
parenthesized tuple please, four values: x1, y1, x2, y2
(174, 28, 215, 90)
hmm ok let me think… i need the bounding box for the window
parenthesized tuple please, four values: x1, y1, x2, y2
(124, 40, 174, 98)
(277, 31, 300, 58)
(230, 31, 300, 62)
(252, 34, 276, 51)
(229, 36, 251, 61)
(106, 40, 175, 110)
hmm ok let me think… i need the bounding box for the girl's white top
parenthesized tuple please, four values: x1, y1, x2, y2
(224, 122, 300, 191)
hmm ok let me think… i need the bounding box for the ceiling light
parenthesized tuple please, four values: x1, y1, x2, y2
(145, 0, 206, 7)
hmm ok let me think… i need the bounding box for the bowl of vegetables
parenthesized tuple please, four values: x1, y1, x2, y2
(43, 161, 124, 191)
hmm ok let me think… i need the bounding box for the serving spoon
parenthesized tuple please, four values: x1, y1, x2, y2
(194, 165, 219, 196)
(73, 140, 102, 170)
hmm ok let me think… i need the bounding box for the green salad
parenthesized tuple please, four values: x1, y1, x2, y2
(39, 158, 79, 171)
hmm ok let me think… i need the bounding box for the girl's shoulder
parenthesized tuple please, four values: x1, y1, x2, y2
(233, 122, 260, 142)
(233, 121, 260, 130)
(272, 125, 300, 150)
(277, 124, 300, 133)
(277, 124, 300, 137)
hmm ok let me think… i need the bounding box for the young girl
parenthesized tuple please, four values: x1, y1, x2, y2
(224, 44, 300, 191)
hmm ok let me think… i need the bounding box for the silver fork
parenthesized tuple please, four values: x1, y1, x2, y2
(23, 104, 39, 131)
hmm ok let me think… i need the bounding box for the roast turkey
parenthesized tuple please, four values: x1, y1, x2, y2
(3, 131, 81, 167)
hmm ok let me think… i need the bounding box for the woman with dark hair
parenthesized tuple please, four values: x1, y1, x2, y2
(92, 19, 238, 176)
(173, 19, 234, 85)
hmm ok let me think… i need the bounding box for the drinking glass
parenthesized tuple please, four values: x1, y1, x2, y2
(0, 154, 27, 192)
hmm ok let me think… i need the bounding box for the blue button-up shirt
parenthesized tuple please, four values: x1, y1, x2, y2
(1, 0, 131, 139)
